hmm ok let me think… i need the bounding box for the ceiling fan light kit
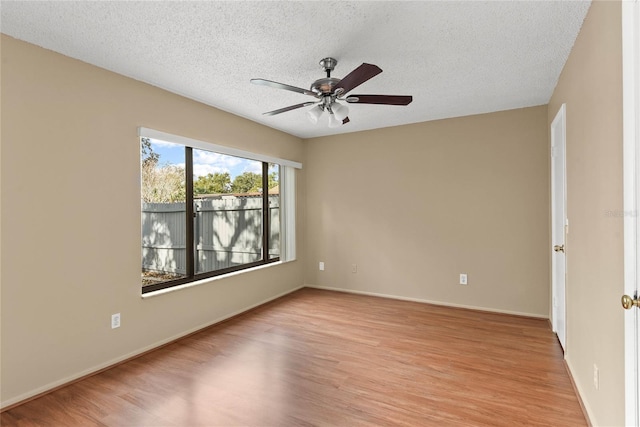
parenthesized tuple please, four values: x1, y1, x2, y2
(328, 112, 342, 128)
(251, 57, 412, 128)
(307, 105, 323, 124)
(330, 102, 349, 121)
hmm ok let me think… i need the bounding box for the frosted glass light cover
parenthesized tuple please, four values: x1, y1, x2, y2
(307, 105, 323, 124)
(331, 102, 349, 121)
(328, 113, 341, 128)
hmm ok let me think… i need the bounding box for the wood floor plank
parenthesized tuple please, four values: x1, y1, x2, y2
(1, 288, 587, 426)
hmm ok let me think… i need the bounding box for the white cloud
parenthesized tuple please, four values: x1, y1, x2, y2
(193, 164, 230, 177)
(242, 161, 263, 174)
(194, 150, 243, 168)
(156, 145, 262, 179)
(193, 150, 261, 178)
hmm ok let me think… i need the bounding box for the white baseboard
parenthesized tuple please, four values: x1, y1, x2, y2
(564, 359, 594, 426)
(304, 284, 548, 319)
(0, 285, 304, 410)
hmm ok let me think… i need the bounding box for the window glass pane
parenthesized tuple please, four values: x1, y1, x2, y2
(268, 164, 280, 260)
(193, 148, 263, 274)
(140, 129, 293, 294)
(141, 138, 187, 287)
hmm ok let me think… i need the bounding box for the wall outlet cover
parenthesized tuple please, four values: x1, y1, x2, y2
(111, 313, 121, 329)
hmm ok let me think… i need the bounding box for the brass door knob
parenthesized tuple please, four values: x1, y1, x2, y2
(621, 295, 640, 310)
(553, 245, 565, 253)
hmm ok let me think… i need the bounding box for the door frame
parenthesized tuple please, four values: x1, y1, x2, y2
(551, 103, 567, 352)
(622, 0, 639, 425)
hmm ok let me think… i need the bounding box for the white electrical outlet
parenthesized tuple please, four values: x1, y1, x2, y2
(593, 364, 599, 390)
(351, 264, 357, 274)
(319, 262, 325, 271)
(459, 274, 468, 285)
(111, 313, 121, 329)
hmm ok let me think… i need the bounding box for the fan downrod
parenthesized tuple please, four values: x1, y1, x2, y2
(319, 57, 337, 77)
(311, 57, 340, 95)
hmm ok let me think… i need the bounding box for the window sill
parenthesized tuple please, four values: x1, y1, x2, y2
(141, 260, 288, 299)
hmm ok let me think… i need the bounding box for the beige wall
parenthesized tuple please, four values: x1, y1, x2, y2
(304, 106, 550, 317)
(0, 36, 305, 406)
(548, 2, 625, 426)
(1, 3, 627, 421)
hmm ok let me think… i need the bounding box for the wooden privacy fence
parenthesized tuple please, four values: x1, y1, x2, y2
(142, 195, 280, 274)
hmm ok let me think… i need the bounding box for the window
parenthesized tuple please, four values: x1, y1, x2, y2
(139, 128, 299, 294)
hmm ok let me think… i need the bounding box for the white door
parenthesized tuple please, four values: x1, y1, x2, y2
(551, 104, 567, 352)
(622, 1, 639, 425)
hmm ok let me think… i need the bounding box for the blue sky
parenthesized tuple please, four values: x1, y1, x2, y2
(149, 139, 262, 179)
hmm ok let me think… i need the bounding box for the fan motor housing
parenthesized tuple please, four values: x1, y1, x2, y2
(310, 77, 340, 95)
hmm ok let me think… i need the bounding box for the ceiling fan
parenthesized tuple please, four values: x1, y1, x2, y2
(251, 57, 413, 128)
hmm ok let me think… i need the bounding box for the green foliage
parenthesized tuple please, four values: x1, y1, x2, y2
(141, 139, 279, 201)
(194, 172, 232, 195)
(268, 171, 278, 189)
(195, 170, 278, 195)
(231, 172, 262, 194)
(141, 137, 159, 168)
(142, 164, 186, 203)
(140, 138, 185, 203)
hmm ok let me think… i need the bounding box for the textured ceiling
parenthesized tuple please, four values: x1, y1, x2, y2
(1, 1, 590, 139)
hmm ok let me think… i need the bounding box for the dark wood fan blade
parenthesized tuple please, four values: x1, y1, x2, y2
(333, 63, 382, 95)
(345, 95, 413, 105)
(263, 102, 317, 116)
(251, 79, 317, 97)
(342, 117, 350, 125)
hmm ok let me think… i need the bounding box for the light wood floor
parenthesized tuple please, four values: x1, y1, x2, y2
(2, 288, 587, 426)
